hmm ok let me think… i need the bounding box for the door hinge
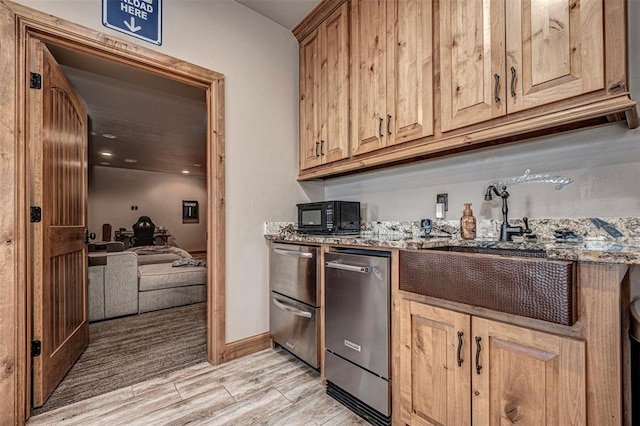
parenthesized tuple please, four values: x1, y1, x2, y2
(30, 206, 42, 223)
(30, 72, 42, 89)
(31, 340, 41, 357)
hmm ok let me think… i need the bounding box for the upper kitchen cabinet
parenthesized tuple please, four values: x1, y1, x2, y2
(505, 0, 604, 113)
(294, 0, 636, 180)
(351, 0, 434, 156)
(299, 3, 349, 171)
(300, 29, 323, 170)
(440, 0, 606, 132)
(439, 0, 506, 132)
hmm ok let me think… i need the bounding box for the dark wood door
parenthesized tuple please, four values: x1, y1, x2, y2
(30, 39, 89, 407)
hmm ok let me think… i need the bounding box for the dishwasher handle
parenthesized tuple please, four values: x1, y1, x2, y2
(325, 261, 371, 274)
(273, 248, 313, 258)
(272, 298, 312, 318)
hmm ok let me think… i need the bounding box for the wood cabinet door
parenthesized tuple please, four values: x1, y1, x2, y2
(399, 299, 471, 426)
(299, 28, 323, 170)
(505, 0, 604, 113)
(351, 0, 388, 156)
(387, 0, 434, 146)
(472, 318, 586, 425)
(320, 3, 350, 164)
(439, 0, 506, 132)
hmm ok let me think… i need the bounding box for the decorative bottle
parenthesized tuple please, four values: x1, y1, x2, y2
(460, 203, 476, 240)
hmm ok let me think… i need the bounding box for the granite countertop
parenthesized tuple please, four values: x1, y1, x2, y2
(264, 219, 640, 265)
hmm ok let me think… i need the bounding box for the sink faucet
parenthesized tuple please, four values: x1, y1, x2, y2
(484, 185, 532, 241)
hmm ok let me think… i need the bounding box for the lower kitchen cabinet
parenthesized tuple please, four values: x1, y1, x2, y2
(398, 299, 586, 425)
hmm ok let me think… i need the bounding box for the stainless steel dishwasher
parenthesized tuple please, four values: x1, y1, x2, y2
(269, 243, 320, 368)
(325, 249, 391, 426)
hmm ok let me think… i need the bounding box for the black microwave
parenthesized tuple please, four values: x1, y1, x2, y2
(297, 201, 360, 235)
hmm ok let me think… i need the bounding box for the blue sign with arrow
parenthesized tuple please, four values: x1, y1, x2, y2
(103, 0, 162, 45)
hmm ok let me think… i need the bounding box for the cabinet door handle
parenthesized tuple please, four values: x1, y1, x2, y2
(273, 248, 313, 258)
(475, 336, 483, 374)
(325, 261, 371, 274)
(272, 298, 312, 318)
(378, 117, 384, 137)
(493, 73, 501, 103)
(315, 141, 320, 157)
(387, 114, 392, 135)
(510, 67, 517, 97)
(457, 331, 464, 367)
(320, 140, 325, 155)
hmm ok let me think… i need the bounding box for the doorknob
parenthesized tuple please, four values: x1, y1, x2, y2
(85, 229, 96, 244)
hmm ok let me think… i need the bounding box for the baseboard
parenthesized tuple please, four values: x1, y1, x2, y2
(223, 332, 271, 363)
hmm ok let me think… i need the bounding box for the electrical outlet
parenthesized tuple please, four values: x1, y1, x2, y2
(436, 193, 448, 211)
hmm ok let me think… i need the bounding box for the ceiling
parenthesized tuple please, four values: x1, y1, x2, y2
(45, 1, 320, 178)
(236, 0, 321, 30)
(48, 44, 208, 177)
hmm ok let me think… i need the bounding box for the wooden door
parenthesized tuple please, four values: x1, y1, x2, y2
(320, 2, 350, 164)
(388, 0, 433, 146)
(299, 28, 323, 170)
(31, 40, 89, 407)
(351, 0, 388, 156)
(398, 300, 471, 425)
(472, 318, 586, 425)
(439, 0, 506, 132)
(505, 0, 604, 113)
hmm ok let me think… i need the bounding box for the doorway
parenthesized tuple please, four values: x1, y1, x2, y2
(0, 2, 225, 423)
(31, 40, 210, 414)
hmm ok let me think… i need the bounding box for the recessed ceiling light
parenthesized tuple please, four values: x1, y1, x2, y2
(193, 163, 202, 167)
(100, 162, 110, 166)
(100, 152, 113, 157)
(124, 158, 138, 163)
(182, 170, 190, 174)
(102, 133, 117, 139)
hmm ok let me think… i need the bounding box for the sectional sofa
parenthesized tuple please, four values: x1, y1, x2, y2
(88, 243, 207, 322)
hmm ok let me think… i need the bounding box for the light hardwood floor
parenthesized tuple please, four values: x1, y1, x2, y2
(27, 348, 367, 425)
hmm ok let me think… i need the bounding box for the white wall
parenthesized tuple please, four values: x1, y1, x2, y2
(327, 3, 640, 223)
(14, 0, 318, 342)
(88, 166, 207, 251)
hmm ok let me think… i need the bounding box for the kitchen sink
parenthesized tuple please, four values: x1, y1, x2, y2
(399, 248, 576, 325)
(427, 245, 547, 258)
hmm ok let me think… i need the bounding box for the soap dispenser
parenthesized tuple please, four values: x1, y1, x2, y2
(460, 203, 476, 240)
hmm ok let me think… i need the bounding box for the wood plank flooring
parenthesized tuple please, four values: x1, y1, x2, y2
(27, 348, 367, 425)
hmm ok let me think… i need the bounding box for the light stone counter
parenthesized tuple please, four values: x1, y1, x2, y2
(264, 218, 640, 265)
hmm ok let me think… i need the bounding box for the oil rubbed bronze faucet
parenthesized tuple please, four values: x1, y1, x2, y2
(484, 185, 533, 242)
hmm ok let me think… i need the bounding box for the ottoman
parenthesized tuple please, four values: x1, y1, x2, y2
(137, 262, 207, 313)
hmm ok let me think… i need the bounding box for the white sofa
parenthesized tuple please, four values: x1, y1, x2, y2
(88, 251, 139, 321)
(88, 247, 206, 321)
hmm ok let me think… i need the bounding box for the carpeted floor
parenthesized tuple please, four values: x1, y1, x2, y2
(32, 302, 207, 416)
